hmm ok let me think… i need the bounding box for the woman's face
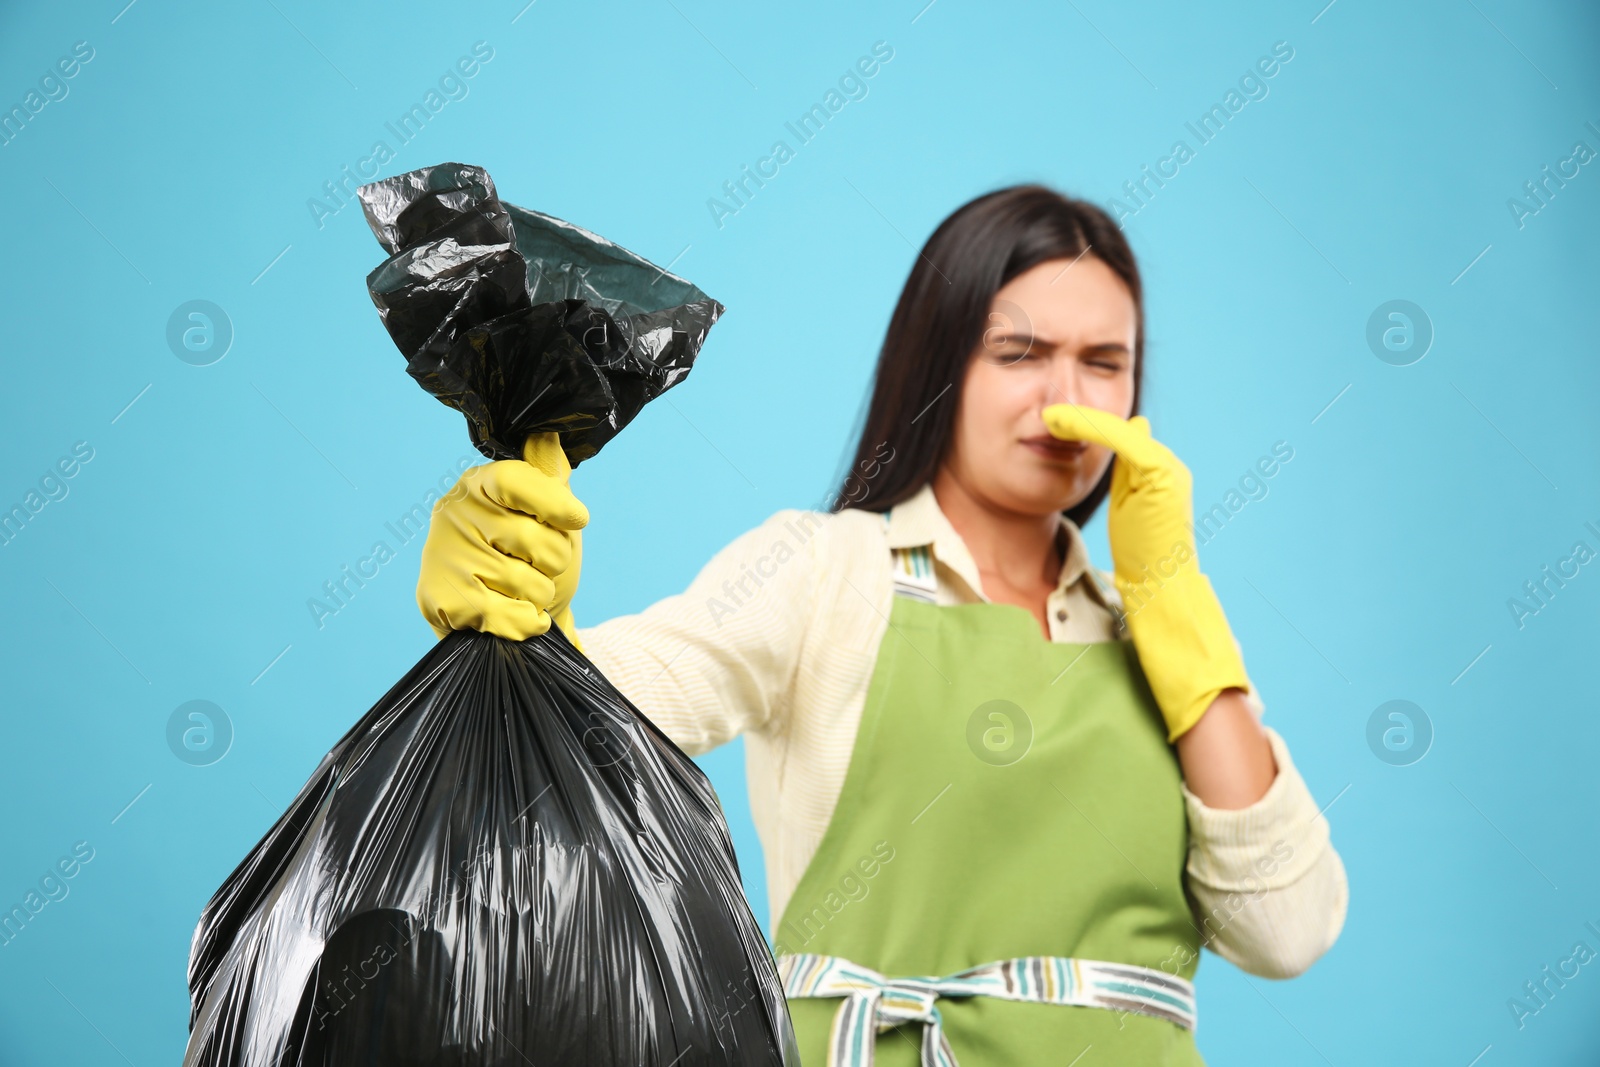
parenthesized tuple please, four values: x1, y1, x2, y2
(944, 255, 1138, 516)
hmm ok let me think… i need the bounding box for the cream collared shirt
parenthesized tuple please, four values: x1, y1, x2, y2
(579, 482, 1348, 978)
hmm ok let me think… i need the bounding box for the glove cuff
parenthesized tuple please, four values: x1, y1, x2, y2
(1116, 571, 1251, 742)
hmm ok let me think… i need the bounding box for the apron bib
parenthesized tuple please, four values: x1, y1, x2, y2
(773, 545, 1205, 1066)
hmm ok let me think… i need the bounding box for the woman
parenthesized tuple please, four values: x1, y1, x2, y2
(415, 185, 1348, 1065)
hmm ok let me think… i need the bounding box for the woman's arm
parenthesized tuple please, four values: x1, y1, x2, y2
(577, 508, 826, 756)
(1180, 718, 1349, 978)
(1175, 687, 1276, 807)
(1042, 409, 1347, 975)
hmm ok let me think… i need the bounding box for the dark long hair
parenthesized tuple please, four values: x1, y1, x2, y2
(828, 184, 1144, 530)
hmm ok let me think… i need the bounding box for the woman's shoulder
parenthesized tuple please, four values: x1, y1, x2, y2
(753, 505, 890, 650)
(707, 506, 891, 621)
(736, 503, 888, 559)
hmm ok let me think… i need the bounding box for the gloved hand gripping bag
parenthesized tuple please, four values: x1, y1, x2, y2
(182, 162, 799, 1067)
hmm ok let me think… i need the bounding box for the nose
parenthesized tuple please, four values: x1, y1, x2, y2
(1042, 353, 1083, 408)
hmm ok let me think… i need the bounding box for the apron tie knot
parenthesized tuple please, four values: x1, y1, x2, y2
(777, 952, 1196, 1067)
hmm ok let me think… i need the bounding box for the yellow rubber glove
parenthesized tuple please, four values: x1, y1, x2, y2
(416, 431, 588, 649)
(1041, 405, 1251, 741)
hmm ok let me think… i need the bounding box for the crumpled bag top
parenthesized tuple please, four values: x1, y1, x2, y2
(358, 161, 723, 464)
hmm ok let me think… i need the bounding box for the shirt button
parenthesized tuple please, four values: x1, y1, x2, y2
(1055, 609, 1068, 622)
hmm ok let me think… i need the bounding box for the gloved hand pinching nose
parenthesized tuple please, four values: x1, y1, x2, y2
(1041, 404, 1252, 742)
(417, 430, 588, 645)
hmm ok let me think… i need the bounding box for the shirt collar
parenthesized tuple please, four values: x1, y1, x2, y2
(883, 481, 1095, 600)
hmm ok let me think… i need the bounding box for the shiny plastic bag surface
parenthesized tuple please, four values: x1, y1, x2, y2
(183, 162, 798, 1067)
(359, 161, 721, 465)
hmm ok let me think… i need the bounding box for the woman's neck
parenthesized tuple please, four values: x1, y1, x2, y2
(929, 465, 1063, 606)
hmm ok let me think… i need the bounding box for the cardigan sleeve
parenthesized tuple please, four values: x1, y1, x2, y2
(573, 508, 827, 756)
(1181, 724, 1349, 978)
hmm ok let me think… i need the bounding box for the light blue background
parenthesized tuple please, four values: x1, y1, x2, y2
(1, 0, 1597, 1063)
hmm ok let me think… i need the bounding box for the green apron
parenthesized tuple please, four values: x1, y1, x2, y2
(772, 543, 1205, 1066)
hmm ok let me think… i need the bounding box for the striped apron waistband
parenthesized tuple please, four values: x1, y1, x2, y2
(776, 952, 1196, 1067)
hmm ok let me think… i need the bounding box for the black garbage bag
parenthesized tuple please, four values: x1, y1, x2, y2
(183, 162, 799, 1067)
